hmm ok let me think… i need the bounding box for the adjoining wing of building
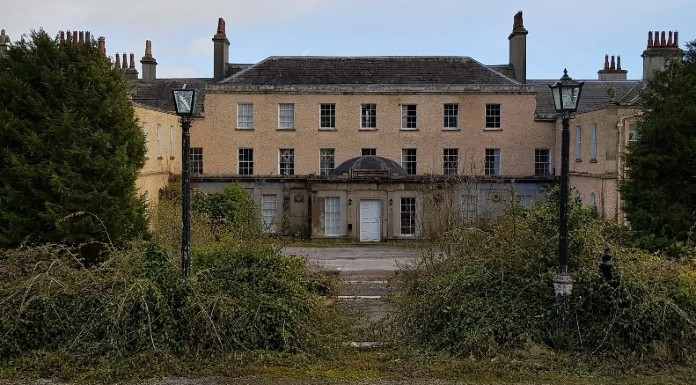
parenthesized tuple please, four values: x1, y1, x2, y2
(61, 13, 683, 242)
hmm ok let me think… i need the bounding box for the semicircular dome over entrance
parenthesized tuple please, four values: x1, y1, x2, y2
(330, 155, 408, 178)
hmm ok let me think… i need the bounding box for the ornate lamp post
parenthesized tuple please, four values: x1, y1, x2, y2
(172, 88, 197, 278)
(549, 69, 583, 308)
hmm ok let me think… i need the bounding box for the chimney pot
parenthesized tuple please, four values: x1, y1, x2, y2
(661, 31, 666, 47)
(129, 53, 136, 69)
(78, 31, 84, 45)
(98, 36, 106, 56)
(604, 54, 609, 70)
(72, 30, 78, 45)
(674, 31, 679, 47)
(617, 56, 622, 70)
(60, 31, 65, 44)
(115, 52, 121, 68)
(122, 52, 128, 69)
(668, 31, 673, 47)
(655, 31, 661, 47)
(145, 40, 152, 56)
(85, 31, 90, 44)
(217, 17, 226, 35)
(610, 55, 616, 70)
(648, 31, 653, 48)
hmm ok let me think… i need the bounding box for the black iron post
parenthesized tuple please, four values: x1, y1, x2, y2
(559, 116, 571, 274)
(180, 116, 191, 278)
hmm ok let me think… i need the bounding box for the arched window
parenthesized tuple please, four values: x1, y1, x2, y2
(589, 192, 596, 207)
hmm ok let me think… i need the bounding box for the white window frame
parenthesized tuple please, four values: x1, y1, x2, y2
(401, 104, 418, 130)
(443, 148, 459, 175)
(485, 104, 501, 130)
(484, 148, 501, 176)
(628, 123, 640, 142)
(590, 124, 598, 161)
(279, 148, 295, 176)
(237, 103, 254, 129)
(443, 103, 459, 129)
(361, 103, 377, 129)
(362, 148, 376, 156)
(169, 125, 175, 158)
(401, 148, 417, 175)
(400, 197, 416, 236)
(156, 123, 163, 157)
(261, 194, 278, 234)
(320, 103, 336, 129)
(534, 149, 551, 176)
(319, 148, 335, 176)
(589, 192, 597, 207)
(189, 147, 203, 175)
(278, 103, 295, 130)
(238, 148, 254, 175)
(575, 126, 582, 161)
(461, 195, 478, 223)
(324, 197, 341, 236)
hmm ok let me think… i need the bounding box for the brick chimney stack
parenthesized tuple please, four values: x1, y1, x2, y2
(642, 30, 683, 81)
(508, 10, 528, 84)
(212, 17, 230, 82)
(140, 40, 158, 81)
(124, 52, 139, 80)
(598, 54, 628, 80)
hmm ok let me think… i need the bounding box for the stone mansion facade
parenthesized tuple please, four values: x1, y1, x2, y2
(14, 12, 678, 242)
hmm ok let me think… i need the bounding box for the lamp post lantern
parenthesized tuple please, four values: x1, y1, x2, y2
(549, 69, 583, 309)
(172, 88, 197, 278)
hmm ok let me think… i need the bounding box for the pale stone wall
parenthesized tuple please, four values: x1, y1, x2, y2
(134, 104, 181, 208)
(556, 106, 642, 223)
(195, 92, 551, 177)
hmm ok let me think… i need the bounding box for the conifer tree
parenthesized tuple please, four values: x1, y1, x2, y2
(621, 40, 696, 246)
(0, 30, 147, 249)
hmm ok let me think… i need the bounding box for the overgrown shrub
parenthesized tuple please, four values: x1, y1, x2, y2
(0, 240, 340, 360)
(391, 194, 696, 363)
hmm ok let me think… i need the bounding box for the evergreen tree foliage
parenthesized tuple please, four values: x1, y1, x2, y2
(0, 30, 147, 249)
(621, 40, 696, 246)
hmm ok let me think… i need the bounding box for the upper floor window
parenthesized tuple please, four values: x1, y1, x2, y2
(402, 148, 417, 175)
(485, 104, 501, 129)
(320, 103, 336, 129)
(143, 122, 149, 156)
(320, 148, 335, 176)
(237, 103, 254, 129)
(443, 148, 459, 175)
(190, 147, 203, 175)
(443, 104, 459, 129)
(361, 104, 377, 129)
(628, 123, 640, 142)
(169, 125, 175, 158)
(534, 149, 551, 176)
(575, 126, 582, 161)
(401, 104, 417, 129)
(484, 148, 501, 176)
(238, 148, 254, 175)
(156, 124, 163, 157)
(278, 103, 295, 130)
(279, 148, 295, 176)
(590, 124, 598, 161)
(362, 148, 376, 156)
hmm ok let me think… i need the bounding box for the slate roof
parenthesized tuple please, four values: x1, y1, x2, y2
(220, 56, 520, 87)
(127, 78, 212, 116)
(528, 79, 645, 119)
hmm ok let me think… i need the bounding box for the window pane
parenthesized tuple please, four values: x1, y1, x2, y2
(279, 104, 295, 129)
(575, 126, 582, 160)
(401, 105, 417, 129)
(279, 148, 295, 175)
(461, 195, 477, 223)
(402, 148, 417, 175)
(237, 103, 254, 129)
(320, 148, 335, 175)
(320, 103, 336, 129)
(534, 149, 551, 176)
(361, 104, 377, 128)
(362, 148, 376, 156)
(443, 148, 459, 175)
(261, 194, 277, 233)
(400, 197, 416, 235)
(325, 197, 341, 236)
(238, 148, 254, 175)
(484, 148, 500, 176)
(189, 147, 203, 175)
(485, 104, 501, 129)
(444, 104, 459, 129)
(590, 125, 598, 160)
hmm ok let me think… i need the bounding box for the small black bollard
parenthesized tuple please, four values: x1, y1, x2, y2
(599, 247, 614, 281)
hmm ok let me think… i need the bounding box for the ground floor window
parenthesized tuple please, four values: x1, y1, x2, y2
(461, 195, 477, 223)
(400, 197, 416, 236)
(324, 197, 341, 236)
(190, 147, 203, 175)
(261, 194, 277, 233)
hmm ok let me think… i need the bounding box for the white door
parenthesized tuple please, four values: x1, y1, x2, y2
(360, 200, 381, 242)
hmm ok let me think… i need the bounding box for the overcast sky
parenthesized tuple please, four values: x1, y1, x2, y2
(3, 0, 695, 80)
